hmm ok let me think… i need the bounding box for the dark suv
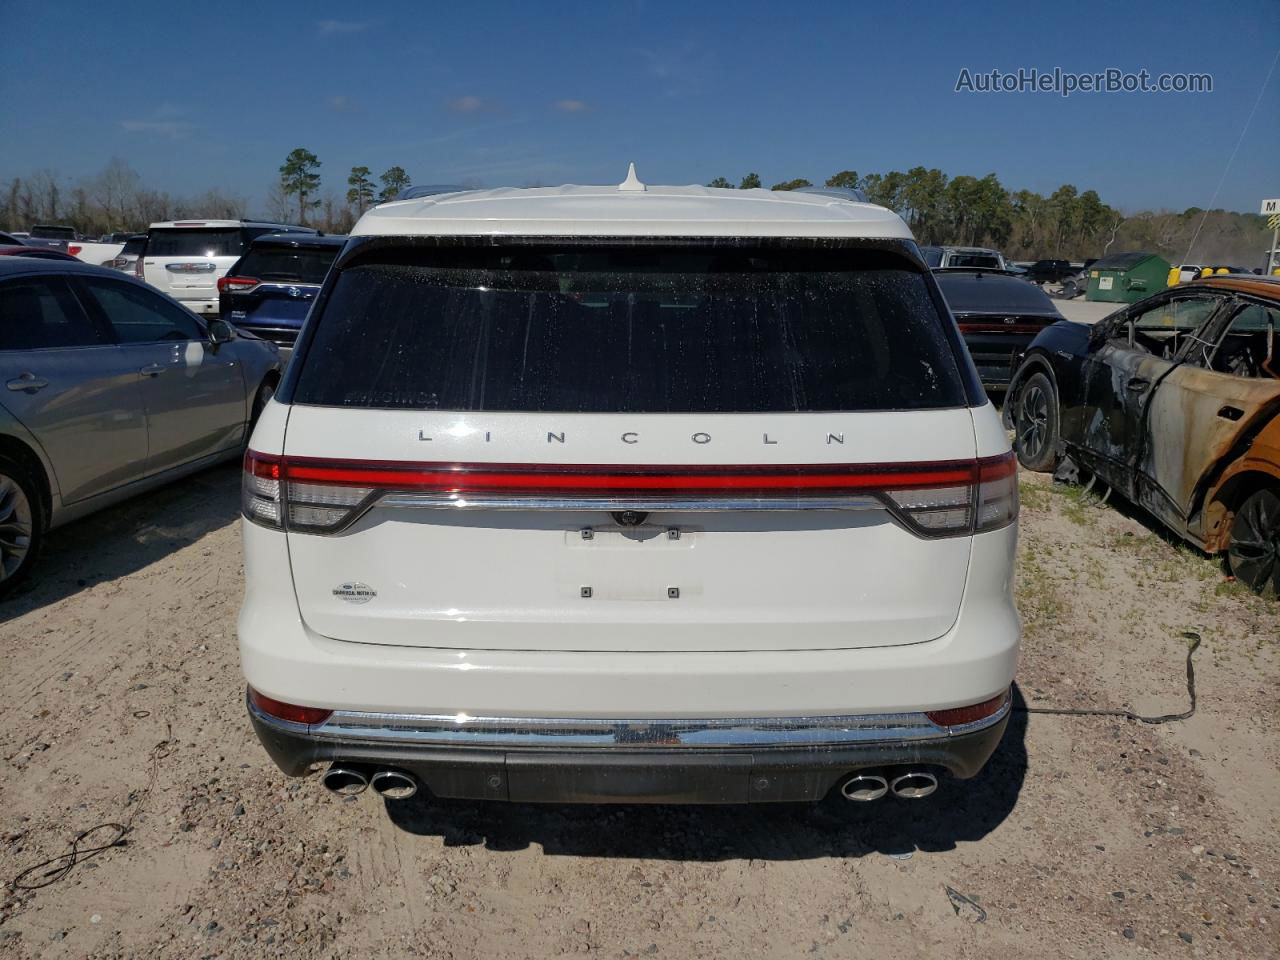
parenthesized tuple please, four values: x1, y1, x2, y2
(218, 234, 345, 354)
(1023, 259, 1075, 284)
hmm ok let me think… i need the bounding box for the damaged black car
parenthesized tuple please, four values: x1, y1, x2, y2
(1005, 276, 1280, 595)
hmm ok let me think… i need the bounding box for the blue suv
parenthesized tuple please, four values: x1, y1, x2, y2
(218, 234, 345, 354)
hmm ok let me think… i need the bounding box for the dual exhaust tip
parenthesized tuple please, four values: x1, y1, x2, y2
(322, 764, 418, 800)
(840, 769, 938, 802)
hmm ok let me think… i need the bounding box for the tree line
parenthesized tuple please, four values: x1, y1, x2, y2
(1, 154, 1269, 266)
(708, 168, 1124, 260)
(276, 147, 410, 229)
(705, 169, 1270, 265)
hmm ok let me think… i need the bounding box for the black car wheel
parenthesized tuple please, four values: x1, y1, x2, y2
(1228, 487, 1280, 596)
(1013, 372, 1059, 472)
(1061, 279, 1079, 299)
(248, 378, 276, 436)
(0, 456, 43, 598)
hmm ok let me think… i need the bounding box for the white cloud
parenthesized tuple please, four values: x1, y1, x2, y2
(448, 95, 486, 114)
(120, 120, 194, 137)
(316, 19, 371, 35)
(553, 99, 589, 113)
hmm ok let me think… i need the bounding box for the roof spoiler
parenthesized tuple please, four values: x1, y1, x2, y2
(392, 184, 472, 202)
(794, 185, 870, 203)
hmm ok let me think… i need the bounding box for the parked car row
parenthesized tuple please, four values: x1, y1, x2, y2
(0, 257, 282, 596)
(3, 220, 350, 349)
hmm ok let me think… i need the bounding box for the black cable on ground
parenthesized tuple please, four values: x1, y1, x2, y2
(1015, 632, 1199, 724)
(8, 734, 170, 892)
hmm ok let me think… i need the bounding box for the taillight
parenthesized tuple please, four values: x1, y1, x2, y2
(68, 245, 82, 257)
(242, 450, 284, 528)
(242, 452, 1019, 538)
(975, 451, 1018, 531)
(248, 687, 333, 726)
(218, 275, 260, 294)
(925, 688, 1010, 727)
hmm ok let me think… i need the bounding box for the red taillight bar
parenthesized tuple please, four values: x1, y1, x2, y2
(925, 688, 1010, 727)
(978, 451, 1017, 482)
(248, 687, 333, 726)
(247, 451, 1013, 495)
(218, 275, 260, 293)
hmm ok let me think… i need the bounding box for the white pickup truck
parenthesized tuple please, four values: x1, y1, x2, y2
(23, 225, 124, 265)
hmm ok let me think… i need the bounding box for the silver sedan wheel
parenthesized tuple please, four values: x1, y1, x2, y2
(0, 473, 34, 582)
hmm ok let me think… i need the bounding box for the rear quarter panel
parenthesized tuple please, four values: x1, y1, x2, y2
(1201, 414, 1280, 551)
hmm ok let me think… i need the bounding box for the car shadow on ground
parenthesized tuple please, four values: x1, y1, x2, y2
(0, 462, 242, 623)
(384, 686, 1030, 861)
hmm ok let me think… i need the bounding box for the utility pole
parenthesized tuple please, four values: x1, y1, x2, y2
(1262, 199, 1279, 274)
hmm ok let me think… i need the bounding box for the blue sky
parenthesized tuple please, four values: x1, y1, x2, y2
(2, 0, 1277, 215)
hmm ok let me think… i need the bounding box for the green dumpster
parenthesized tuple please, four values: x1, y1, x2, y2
(1086, 251, 1171, 303)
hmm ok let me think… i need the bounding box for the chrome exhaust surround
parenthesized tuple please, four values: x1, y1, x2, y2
(321, 764, 370, 796)
(840, 771, 889, 802)
(889, 770, 938, 799)
(369, 769, 419, 800)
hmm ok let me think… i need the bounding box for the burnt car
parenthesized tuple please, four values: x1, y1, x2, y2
(935, 268, 1064, 389)
(1006, 275, 1280, 594)
(1023, 259, 1075, 285)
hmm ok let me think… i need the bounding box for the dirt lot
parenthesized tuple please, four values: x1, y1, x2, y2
(1, 462, 1277, 959)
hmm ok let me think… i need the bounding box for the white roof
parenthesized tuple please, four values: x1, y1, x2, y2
(352, 182, 913, 240)
(147, 220, 303, 229)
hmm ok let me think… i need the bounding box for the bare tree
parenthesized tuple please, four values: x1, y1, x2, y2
(91, 158, 143, 230)
(29, 169, 62, 223)
(264, 181, 292, 222)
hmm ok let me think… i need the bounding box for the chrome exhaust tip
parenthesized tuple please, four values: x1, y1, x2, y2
(840, 771, 889, 802)
(369, 769, 419, 800)
(889, 771, 938, 799)
(322, 764, 370, 796)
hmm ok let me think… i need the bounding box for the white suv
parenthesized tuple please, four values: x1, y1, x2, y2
(239, 172, 1020, 806)
(142, 220, 315, 315)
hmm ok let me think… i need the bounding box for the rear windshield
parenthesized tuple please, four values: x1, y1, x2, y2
(293, 244, 966, 413)
(121, 236, 147, 256)
(234, 246, 338, 284)
(936, 272, 1060, 315)
(31, 225, 75, 240)
(147, 228, 243, 258)
(947, 253, 1001, 269)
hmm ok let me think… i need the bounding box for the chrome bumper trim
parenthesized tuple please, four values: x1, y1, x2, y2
(251, 691, 1011, 750)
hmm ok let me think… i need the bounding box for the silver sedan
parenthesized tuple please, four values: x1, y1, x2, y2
(0, 257, 281, 594)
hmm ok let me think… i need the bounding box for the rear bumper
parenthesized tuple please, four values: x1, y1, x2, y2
(963, 336, 1036, 388)
(238, 510, 1020, 799)
(248, 691, 1011, 802)
(173, 296, 219, 314)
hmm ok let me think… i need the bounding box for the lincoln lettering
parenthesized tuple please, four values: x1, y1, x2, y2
(416, 430, 853, 445)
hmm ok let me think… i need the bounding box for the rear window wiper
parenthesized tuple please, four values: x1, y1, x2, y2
(259, 273, 306, 282)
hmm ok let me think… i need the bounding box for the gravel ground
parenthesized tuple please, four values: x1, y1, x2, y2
(0, 462, 1277, 959)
